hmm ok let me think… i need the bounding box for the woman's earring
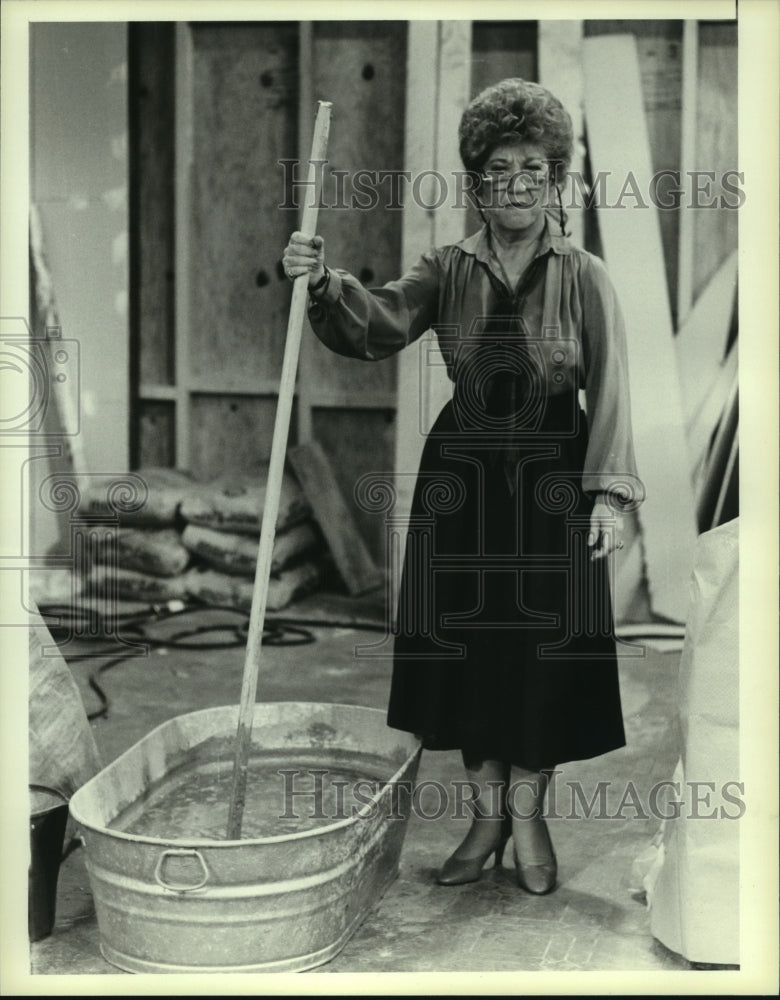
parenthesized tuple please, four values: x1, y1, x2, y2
(555, 184, 568, 236)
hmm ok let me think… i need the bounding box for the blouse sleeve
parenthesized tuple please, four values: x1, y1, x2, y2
(579, 253, 641, 503)
(306, 251, 440, 361)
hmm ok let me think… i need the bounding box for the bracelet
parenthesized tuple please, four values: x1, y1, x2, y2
(309, 266, 329, 295)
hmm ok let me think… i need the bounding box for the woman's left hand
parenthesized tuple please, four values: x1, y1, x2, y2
(588, 500, 624, 561)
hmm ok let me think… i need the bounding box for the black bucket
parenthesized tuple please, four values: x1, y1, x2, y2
(29, 803, 69, 942)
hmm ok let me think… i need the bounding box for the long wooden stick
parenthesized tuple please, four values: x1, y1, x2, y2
(226, 100, 332, 840)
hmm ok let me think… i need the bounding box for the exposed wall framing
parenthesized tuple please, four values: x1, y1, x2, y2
(131, 20, 407, 558)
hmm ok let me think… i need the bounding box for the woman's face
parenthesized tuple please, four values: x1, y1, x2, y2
(476, 140, 551, 237)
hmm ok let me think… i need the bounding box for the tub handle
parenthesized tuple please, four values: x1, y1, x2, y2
(154, 849, 210, 893)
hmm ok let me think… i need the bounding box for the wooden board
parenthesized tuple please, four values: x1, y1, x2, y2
(312, 406, 395, 564)
(693, 22, 738, 299)
(676, 250, 737, 426)
(583, 33, 698, 623)
(471, 20, 537, 94)
(688, 342, 738, 488)
(695, 374, 738, 530)
(129, 23, 175, 388)
(676, 20, 698, 326)
(465, 22, 537, 239)
(538, 20, 585, 248)
(585, 21, 683, 322)
(288, 440, 382, 596)
(137, 401, 175, 469)
(393, 22, 470, 601)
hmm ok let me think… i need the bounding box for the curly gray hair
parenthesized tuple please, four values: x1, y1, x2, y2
(459, 77, 574, 185)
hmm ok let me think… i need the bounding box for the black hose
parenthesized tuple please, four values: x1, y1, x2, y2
(38, 600, 388, 722)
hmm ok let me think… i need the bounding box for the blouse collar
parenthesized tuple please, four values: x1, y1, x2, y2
(456, 211, 572, 262)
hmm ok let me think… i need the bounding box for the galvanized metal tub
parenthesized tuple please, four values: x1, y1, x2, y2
(69, 702, 422, 973)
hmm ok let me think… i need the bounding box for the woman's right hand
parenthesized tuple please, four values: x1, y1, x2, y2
(282, 232, 326, 287)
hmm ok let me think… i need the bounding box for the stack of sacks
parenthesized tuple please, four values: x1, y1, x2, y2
(180, 472, 322, 610)
(82, 468, 199, 603)
(31, 468, 198, 607)
(76, 466, 324, 611)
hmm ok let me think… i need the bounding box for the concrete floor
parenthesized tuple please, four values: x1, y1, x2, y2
(29, 589, 715, 979)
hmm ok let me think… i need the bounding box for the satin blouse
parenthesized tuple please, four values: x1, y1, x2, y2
(307, 212, 639, 500)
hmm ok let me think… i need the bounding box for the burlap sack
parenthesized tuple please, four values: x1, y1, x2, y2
(93, 527, 191, 578)
(88, 564, 189, 603)
(180, 469, 310, 536)
(185, 560, 323, 612)
(181, 521, 319, 577)
(74, 468, 200, 527)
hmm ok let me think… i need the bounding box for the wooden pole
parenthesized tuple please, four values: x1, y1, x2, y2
(174, 23, 194, 470)
(226, 100, 332, 840)
(296, 22, 315, 445)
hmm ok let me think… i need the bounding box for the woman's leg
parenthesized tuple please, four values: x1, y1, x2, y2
(450, 754, 509, 858)
(508, 766, 551, 858)
(508, 765, 557, 893)
(436, 754, 509, 885)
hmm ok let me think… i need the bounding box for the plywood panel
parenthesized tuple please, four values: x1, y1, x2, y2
(312, 407, 395, 563)
(189, 23, 299, 383)
(304, 21, 406, 400)
(189, 394, 281, 480)
(130, 23, 175, 387)
(693, 22, 738, 299)
(138, 401, 175, 468)
(471, 21, 537, 95)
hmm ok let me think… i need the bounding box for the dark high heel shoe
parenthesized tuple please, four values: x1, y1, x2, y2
(436, 816, 511, 886)
(513, 821, 557, 895)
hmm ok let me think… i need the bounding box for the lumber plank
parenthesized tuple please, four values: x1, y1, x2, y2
(688, 341, 738, 485)
(676, 20, 698, 326)
(131, 23, 175, 388)
(174, 23, 194, 469)
(676, 250, 737, 426)
(583, 34, 698, 623)
(288, 441, 383, 596)
(393, 22, 467, 599)
(693, 22, 738, 299)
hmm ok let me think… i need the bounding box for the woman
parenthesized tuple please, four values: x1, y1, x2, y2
(283, 78, 640, 895)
